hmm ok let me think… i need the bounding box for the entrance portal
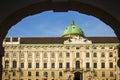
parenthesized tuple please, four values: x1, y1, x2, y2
(74, 72, 82, 80)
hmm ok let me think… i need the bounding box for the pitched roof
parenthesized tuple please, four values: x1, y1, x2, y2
(20, 37, 119, 44)
(87, 37, 119, 43)
(20, 37, 69, 44)
(4, 37, 119, 44)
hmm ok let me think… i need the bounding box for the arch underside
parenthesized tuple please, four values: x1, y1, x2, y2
(0, 1, 120, 40)
(0, 2, 120, 79)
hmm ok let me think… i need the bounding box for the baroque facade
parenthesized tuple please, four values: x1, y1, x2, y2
(2, 21, 120, 80)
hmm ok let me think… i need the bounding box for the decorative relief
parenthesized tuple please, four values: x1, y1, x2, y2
(64, 36, 92, 44)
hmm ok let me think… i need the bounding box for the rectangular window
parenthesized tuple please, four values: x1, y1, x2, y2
(102, 71, 105, 77)
(43, 53, 47, 58)
(66, 62, 70, 69)
(43, 72, 48, 77)
(101, 52, 105, 57)
(86, 52, 89, 57)
(59, 72, 62, 77)
(21, 63, 24, 68)
(13, 61, 17, 68)
(109, 62, 113, 68)
(101, 62, 105, 68)
(28, 63, 32, 68)
(93, 53, 97, 57)
(110, 71, 113, 77)
(51, 63, 55, 68)
(51, 72, 54, 77)
(28, 72, 31, 76)
(44, 63, 47, 68)
(13, 72, 16, 76)
(36, 63, 39, 68)
(59, 63, 62, 68)
(5, 53, 9, 58)
(5, 60, 9, 68)
(59, 53, 62, 58)
(94, 71, 97, 77)
(66, 52, 70, 57)
(36, 72, 39, 76)
(76, 52, 80, 58)
(86, 62, 90, 69)
(93, 63, 97, 68)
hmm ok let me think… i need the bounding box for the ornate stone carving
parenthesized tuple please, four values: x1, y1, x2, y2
(64, 36, 92, 44)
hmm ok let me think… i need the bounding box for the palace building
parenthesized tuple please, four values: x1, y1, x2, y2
(2, 21, 120, 80)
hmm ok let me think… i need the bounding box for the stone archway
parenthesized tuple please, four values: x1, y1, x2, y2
(0, 0, 120, 79)
(74, 72, 83, 80)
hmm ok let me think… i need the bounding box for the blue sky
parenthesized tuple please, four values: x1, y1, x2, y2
(7, 11, 116, 37)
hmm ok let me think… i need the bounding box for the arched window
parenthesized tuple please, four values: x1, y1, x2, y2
(76, 61, 80, 69)
(5, 60, 9, 68)
(13, 60, 17, 68)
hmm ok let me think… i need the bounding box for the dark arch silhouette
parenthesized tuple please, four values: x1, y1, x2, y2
(0, 0, 120, 79)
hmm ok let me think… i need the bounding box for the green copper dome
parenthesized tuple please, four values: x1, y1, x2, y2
(62, 20, 84, 37)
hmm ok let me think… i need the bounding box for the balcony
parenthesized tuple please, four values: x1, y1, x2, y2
(64, 68, 70, 72)
(10, 68, 20, 72)
(2, 68, 8, 72)
(86, 68, 91, 71)
(71, 68, 83, 72)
